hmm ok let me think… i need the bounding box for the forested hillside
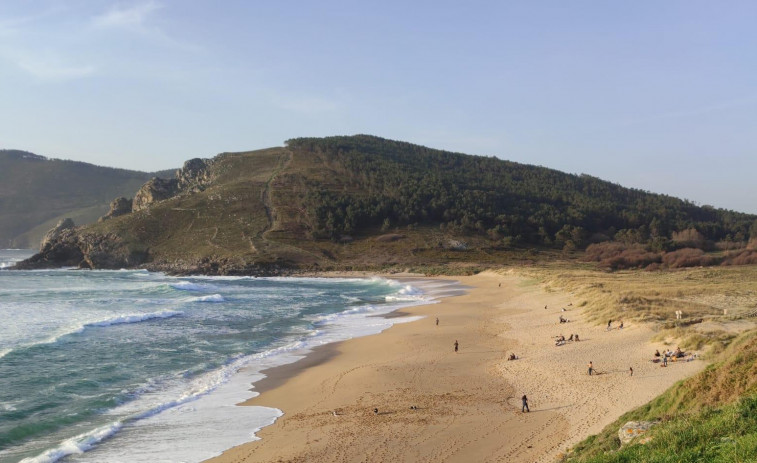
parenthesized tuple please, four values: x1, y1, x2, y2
(0, 150, 171, 248)
(288, 135, 755, 247)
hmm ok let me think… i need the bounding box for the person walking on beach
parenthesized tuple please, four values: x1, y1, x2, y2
(521, 394, 529, 413)
(588, 361, 594, 375)
(629, 367, 634, 376)
(454, 340, 459, 353)
(607, 320, 612, 331)
(435, 317, 439, 326)
(663, 354, 668, 367)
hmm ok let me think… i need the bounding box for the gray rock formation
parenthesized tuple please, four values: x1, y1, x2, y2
(40, 218, 76, 250)
(176, 158, 213, 192)
(99, 197, 133, 222)
(618, 420, 658, 445)
(16, 220, 148, 270)
(131, 158, 213, 212)
(132, 177, 179, 212)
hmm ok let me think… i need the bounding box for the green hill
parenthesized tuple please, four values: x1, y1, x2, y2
(0, 149, 172, 248)
(15, 135, 757, 273)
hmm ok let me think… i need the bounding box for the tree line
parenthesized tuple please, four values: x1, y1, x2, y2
(286, 135, 757, 249)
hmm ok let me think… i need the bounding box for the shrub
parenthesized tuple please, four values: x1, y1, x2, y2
(662, 248, 720, 268)
(672, 228, 706, 248)
(722, 250, 757, 266)
(585, 242, 631, 262)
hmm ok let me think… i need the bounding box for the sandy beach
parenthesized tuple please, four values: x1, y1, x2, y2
(204, 270, 705, 463)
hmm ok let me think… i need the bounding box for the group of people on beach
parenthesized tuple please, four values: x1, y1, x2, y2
(554, 333, 580, 346)
(607, 319, 624, 330)
(654, 346, 695, 366)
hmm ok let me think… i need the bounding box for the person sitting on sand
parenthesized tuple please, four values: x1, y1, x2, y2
(654, 349, 661, 357)
(619, 321, 624, 329)
(508, 353, 517, 361)
(575, 334, 580, 341)
(607, 320, 612, 330)
(559, 315, 568, 323)
(568, 334, 574, 342)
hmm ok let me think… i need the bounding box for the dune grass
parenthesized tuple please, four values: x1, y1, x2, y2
(513, 264, 757, 356)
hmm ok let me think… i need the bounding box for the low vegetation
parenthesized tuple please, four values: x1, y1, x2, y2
(585, 240, 757, 271)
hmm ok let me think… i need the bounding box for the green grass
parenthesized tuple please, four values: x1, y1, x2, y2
(570, 395, 757, 463)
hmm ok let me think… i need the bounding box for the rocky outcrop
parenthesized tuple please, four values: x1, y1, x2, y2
(131, 158, 213, 212)
(14, 157, 217, 270)
(99, 197, 133, 222)
(618, 420, 658, 445)
(132, 177, 179, 212)
(176, 158, 213, 192)
(14, 220, 148, 270)
(40, 218, 76, 250)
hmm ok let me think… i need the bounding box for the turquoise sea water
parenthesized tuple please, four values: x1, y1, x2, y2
(0, 250, 456, 462)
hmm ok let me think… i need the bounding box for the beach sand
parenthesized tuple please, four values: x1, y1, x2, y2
(205, 271, 705, 463)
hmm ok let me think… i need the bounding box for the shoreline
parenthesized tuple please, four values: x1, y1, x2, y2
(239, 277, 462, 399)
(205, 270, 707, 463)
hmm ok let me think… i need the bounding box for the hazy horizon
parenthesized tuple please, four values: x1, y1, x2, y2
(2, 1, 756, 214)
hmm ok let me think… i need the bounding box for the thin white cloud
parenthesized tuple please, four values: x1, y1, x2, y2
(93, 1, 162, 30)
(91, 1, 201, 53)
(16, 54, 96, 80)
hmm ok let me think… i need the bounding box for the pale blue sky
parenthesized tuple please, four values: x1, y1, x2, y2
(1, 1, 755, 213)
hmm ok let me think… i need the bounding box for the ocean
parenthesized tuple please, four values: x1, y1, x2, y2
(0, 249, 459, 463)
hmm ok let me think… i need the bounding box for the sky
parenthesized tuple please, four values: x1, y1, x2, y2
(1, 1, 756, 214)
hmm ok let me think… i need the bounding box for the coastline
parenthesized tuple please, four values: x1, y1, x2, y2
(204, 270, 707, 463)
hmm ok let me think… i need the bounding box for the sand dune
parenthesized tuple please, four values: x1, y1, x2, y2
(205, 271, 705, 463)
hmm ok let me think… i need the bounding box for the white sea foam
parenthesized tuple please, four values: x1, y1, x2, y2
(171, 281, 214, 291)
(186, 294, 226, 302)
(1, 401, 18, 411)
(385, 284, 427, 301)
(0, 310, 183, 360)
(86, 310, 183, 327)
(20, 421, 123, 463)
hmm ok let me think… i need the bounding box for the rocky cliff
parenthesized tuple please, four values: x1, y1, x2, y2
(14, 218, 147, 270)
(132, 158, 213, 212)
(99, 197, 133, 221)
